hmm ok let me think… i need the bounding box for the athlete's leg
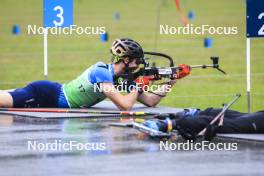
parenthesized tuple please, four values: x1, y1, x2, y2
(28, 80, 61, 107)
(0, 91, 13, 107)
(8, 80, 61, 108)
(218, 111, 264, 133)
(177, 111, 264, 134)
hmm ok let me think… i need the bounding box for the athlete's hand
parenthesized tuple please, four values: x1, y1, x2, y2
(177, 64, 191, 79)
(169, 74, 177, 85)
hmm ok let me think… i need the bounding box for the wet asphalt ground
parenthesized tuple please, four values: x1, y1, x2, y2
(0, 114, 264, 176)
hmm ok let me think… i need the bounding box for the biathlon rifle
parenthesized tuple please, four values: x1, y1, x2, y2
(132, 52, 226, 80)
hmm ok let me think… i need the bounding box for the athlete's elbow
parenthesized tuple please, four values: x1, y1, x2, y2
(145, 101, 158, 107)
(119, 104, 133, 111)
(119, 107, 132, 111)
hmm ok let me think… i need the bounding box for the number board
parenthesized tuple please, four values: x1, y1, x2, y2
(246, 0, 264, 38)
(44, 0, 73, 28)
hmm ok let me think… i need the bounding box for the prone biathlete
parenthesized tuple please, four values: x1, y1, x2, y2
(143, 108, 264, 139)
(0, 38, 190, 110)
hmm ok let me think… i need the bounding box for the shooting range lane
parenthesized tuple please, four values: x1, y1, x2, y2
(0, 102, 264, 176)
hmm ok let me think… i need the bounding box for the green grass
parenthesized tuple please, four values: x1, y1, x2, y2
(0, 0, 263, 112)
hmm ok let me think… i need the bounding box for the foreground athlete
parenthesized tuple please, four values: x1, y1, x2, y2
(0, 38, 190, 110)
(143, 108, 264, 140)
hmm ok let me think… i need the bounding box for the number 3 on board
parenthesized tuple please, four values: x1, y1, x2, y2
(53, 6, 64, 27)
(44, 0, 73, 28)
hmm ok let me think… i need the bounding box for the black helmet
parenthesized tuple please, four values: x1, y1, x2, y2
(110, 38, 144, 64)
